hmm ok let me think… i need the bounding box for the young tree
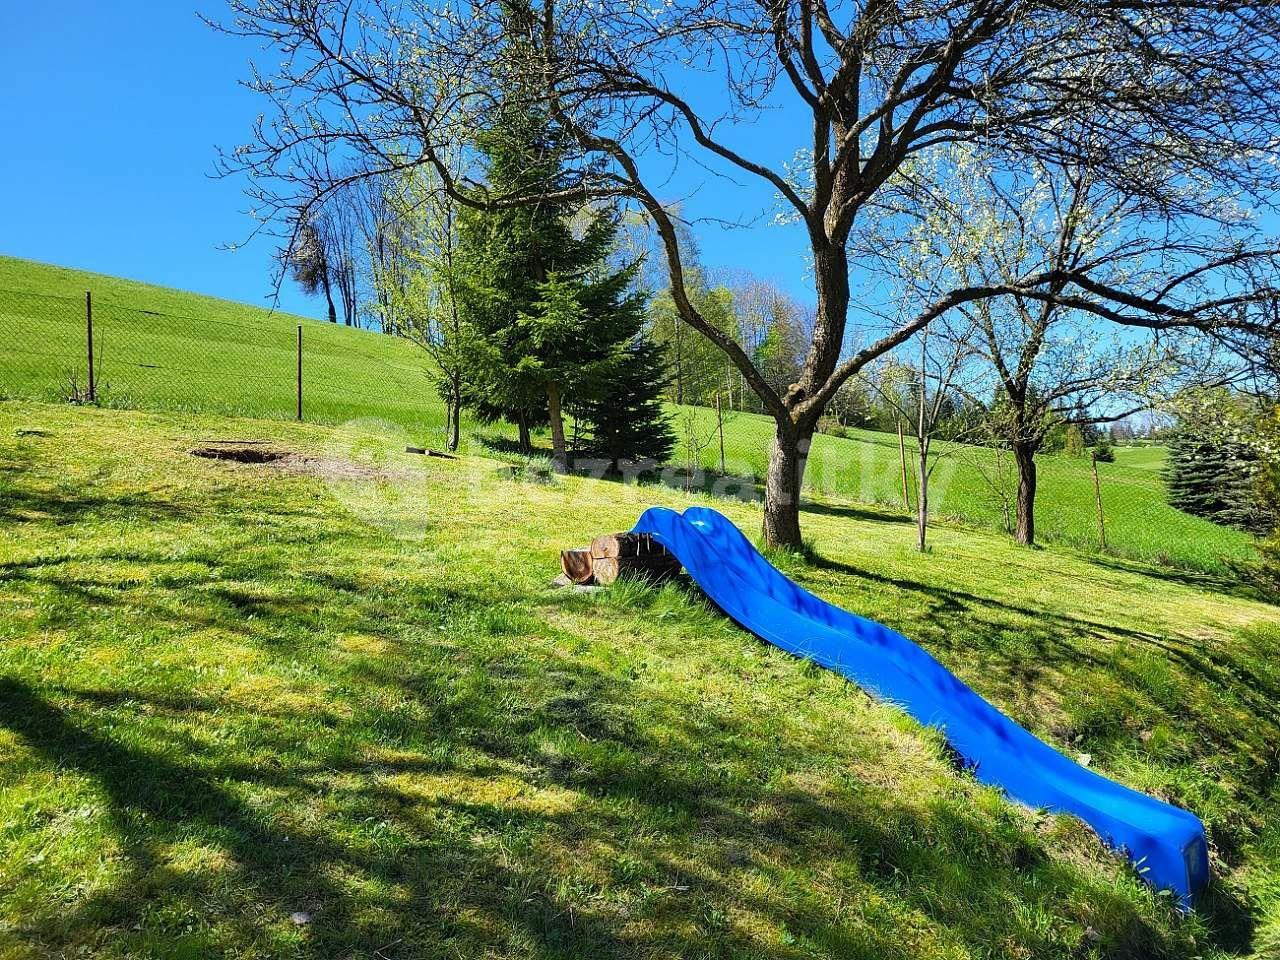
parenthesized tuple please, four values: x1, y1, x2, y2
(865, 319, 981, 552)
(379, 167, 472, 451)
(574, 336, 674, 472)
(285, 218, 337, 324)
(219, 0, 1280, 547)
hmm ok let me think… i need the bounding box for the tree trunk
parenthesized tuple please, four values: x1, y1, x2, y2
(321, 275, 337, 324)
(762, 421, 812, 549)
(547, 382, 567, 471)
(1013, 441, 1038, 546)
(517, 413, 532, 454)
(448, 379, 461, 453)
(674, 323, 684, 405)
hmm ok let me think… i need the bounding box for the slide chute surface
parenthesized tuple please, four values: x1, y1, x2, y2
(631, 505, 1208, 905)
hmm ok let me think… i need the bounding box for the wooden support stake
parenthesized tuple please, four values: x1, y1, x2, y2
(716, 392, 726, 475)
(897, 419, 912, 512)
(1092, 456, 1107, 552)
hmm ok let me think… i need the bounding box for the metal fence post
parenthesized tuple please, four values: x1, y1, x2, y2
(86, 291, 96, 403)
(296, 324, 303, 421)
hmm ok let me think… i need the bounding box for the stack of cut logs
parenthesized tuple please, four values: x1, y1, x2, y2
(560, 532, 682, 586)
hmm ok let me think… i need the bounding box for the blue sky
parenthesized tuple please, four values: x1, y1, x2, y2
(0, 2, 815, 320)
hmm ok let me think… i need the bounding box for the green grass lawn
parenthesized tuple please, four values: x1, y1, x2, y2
(0, 254, 1255, 574)
(0, 255, 447, 436)
(672, 406, 1250, 573)
(1112, 445, 1170, 474)
(1, 401, 1277, 959)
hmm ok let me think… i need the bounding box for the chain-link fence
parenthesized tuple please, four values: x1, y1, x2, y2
(0, 286, 448, 435)
(0, 284, 1256, 573)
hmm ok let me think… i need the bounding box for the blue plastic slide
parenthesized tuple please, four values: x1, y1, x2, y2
(630, 505, 1209, 906)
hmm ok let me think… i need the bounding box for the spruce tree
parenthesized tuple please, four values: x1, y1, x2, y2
(453, 99, 573, 452)
(454, 91, 673, 468)
(1166, 427, 1272, 534)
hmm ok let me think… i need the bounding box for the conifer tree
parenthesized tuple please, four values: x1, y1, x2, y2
(1166, 428, 1271, 533)
(454, 87, 673, 468)
(453, 98, 571, 453)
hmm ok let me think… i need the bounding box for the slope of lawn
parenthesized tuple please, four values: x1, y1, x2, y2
(0, 254, 447, 434)
(0, 254, 1254, 573)
(672, 405, 1252, 573)
(1, 400, 1277, 959)
(1112, 444, 1169, 474)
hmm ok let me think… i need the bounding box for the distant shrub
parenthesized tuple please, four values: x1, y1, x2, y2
(816, 417, 849, 439)
(1091, 440, 1116, 463)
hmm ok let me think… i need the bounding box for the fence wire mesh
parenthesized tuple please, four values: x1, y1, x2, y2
(0, 287, 441, 432)
(0, 285, 1255, 572)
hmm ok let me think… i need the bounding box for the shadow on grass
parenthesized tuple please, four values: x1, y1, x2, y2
(1088, 554, 1274, 607)
(800, 499, 915, 526)
(799, 550, 1279, 873)
(0, 441, 1253, 958)
(0, 612, 1198, 959)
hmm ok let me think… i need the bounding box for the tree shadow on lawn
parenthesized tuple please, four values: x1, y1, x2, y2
(0, 464, 328, 533)
(800, 498, 915, 526)
(806, 552, 1280, 726)
(0, 642, 1196, 960)
(1086, 554, 1273, 607)
(801, 554, 1279, 876)
(0, 483, 1244, 958)
(0, 480, 204, 529)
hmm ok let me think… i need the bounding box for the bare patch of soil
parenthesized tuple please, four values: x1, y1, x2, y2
(191, 445, 286, 464)
(190, 442, 405, 482)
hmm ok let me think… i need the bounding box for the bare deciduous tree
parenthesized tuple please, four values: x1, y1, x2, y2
(380, 168, 471, 451)
(214, 0, 1280, 546)
(863, 317, 981, 552)
(867, 148, 1232, 545)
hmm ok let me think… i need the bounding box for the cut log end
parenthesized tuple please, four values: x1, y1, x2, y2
(560, 547, 595, 585)
(590, 532, 669, 560)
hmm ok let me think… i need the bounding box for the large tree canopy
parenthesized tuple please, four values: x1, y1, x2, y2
(216, 0, 1280, 546)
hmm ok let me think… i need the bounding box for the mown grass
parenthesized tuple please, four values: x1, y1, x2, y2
(0, 254, 1255, 573)
(1, 400, 1277, 959)
(672, 405, 1251, 572)
(0, 255, 452, 440)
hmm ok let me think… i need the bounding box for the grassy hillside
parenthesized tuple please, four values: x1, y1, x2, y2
(0, 255, 1254, 572)
(1113, 445, 1169, 473)
(0, 255, 446, 434)
(1, 401, 1277, 958)
(673, 406, 1250, 572)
